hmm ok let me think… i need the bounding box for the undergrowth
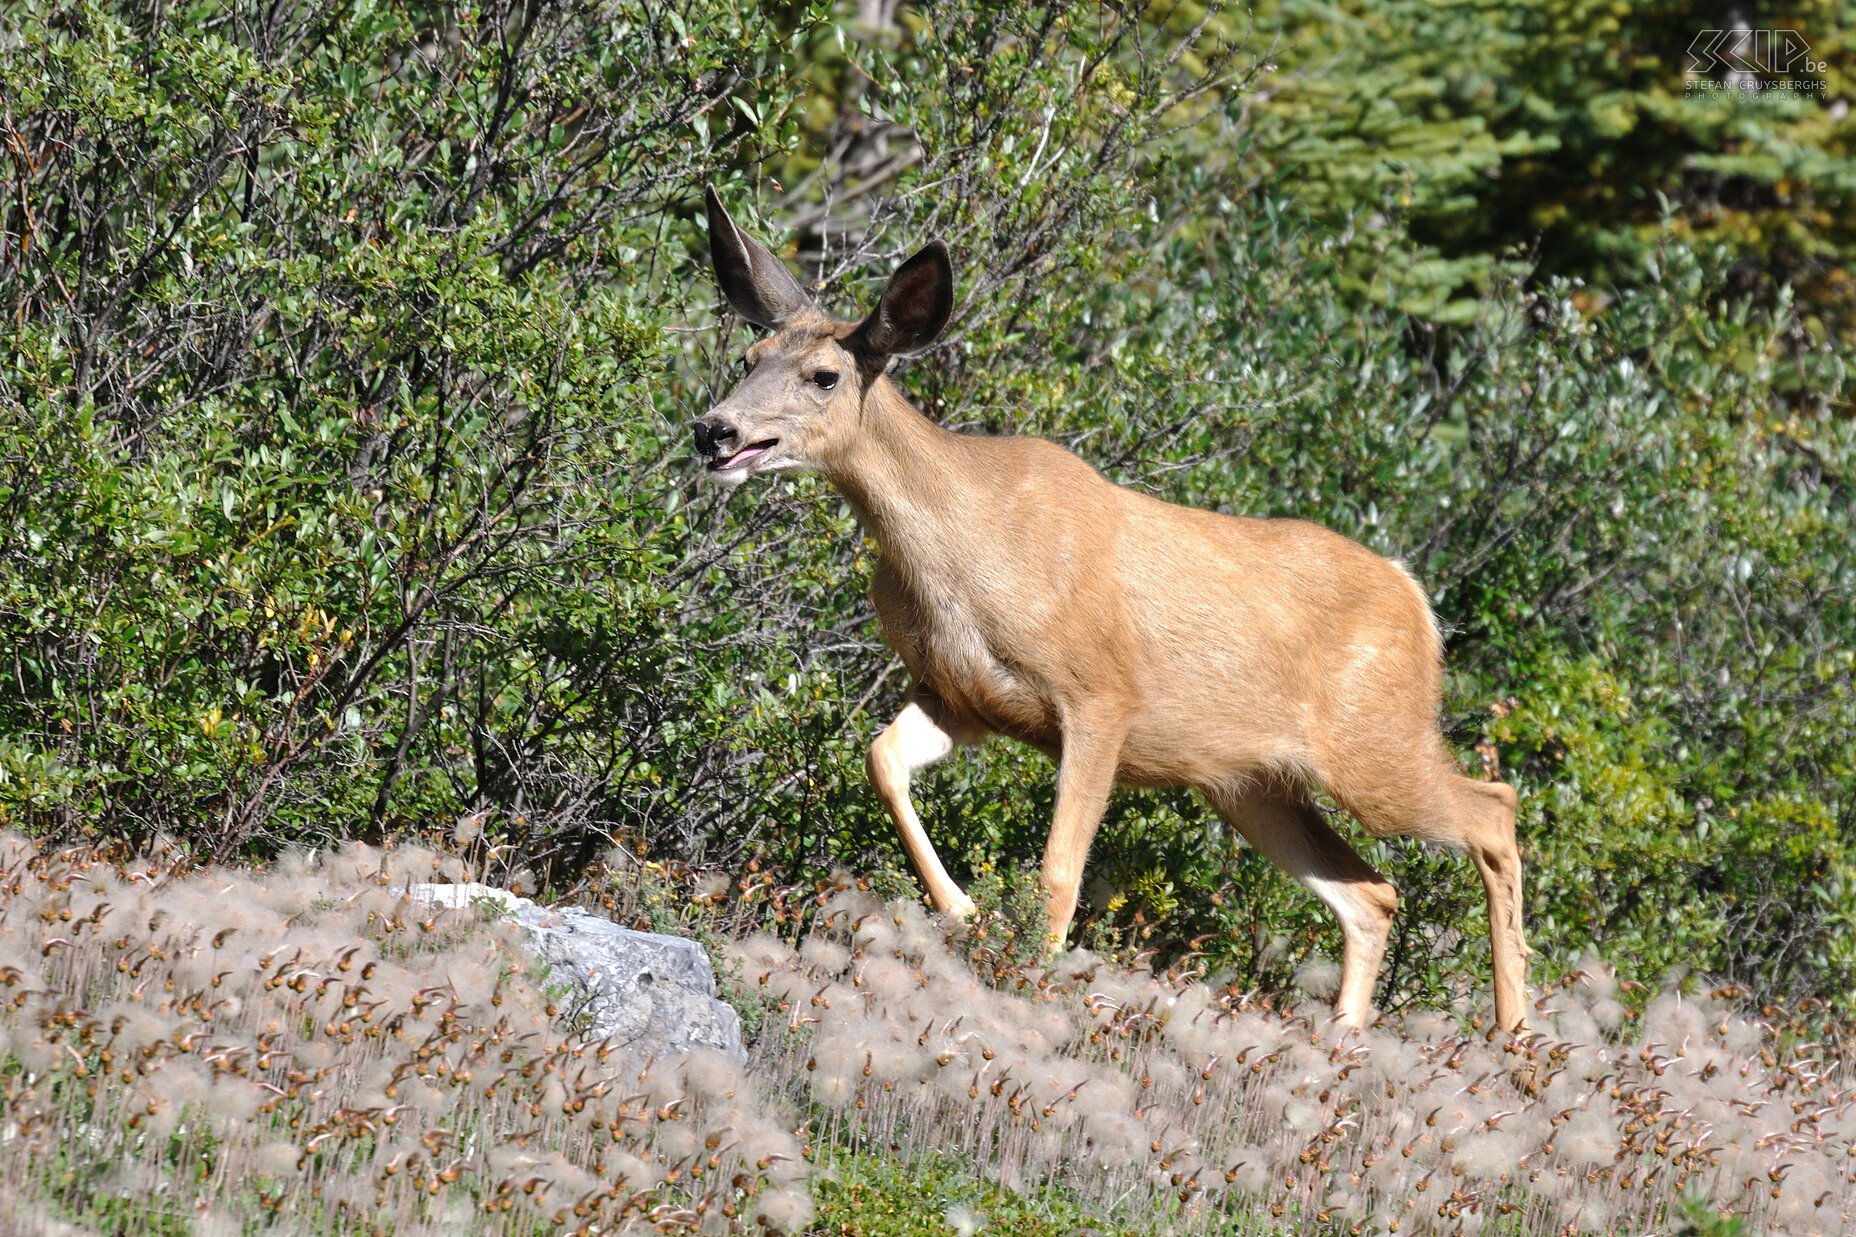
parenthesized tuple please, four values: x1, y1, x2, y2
(0, 835, 1844, 1234)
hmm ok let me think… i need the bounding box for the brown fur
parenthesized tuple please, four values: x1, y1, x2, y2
(696, 192, 1530, 1031)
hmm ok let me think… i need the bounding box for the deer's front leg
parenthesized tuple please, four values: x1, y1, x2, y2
(867, 692, 981, 919)
(1040, 718, 1125, 951)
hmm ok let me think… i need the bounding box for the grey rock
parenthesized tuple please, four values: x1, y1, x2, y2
(404, 882, 744, 1064)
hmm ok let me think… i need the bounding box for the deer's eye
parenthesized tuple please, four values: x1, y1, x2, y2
(812, 370, 839, 390)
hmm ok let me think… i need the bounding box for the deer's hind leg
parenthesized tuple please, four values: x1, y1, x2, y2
(1440, 776, 1528, 1033)
(1333, 751, 1530, 1033)
(868, 689, 985, 919)
(1204, 782, 1399, 1029)
(1459, 778, 1529, 1032)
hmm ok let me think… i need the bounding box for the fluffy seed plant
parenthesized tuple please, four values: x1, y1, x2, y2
(5, 830, 1852, 1236)
(735, 882, 1856, 1236)
(0, 833, 808, 1235)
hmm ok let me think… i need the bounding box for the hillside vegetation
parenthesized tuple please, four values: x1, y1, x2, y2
(0, 0, 1851, 1090)
(0, 837, 1849, 1234)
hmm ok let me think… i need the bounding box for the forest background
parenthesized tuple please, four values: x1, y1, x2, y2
(1, 0, 1852, 1024)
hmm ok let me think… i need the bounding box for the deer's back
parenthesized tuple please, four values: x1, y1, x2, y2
(1106, 490, 1443, 784)
(868, 435, 1443, 786)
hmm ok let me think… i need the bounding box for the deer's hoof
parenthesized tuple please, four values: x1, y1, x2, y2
(940, 894, 977, 921)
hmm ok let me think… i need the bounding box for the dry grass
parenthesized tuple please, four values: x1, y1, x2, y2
(0, 835, 807, 1235)
(736, 887, 1855, 1236)
(0, 834, 1848, 1235)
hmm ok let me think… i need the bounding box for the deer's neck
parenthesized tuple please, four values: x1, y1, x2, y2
(825, 378, 986, 565)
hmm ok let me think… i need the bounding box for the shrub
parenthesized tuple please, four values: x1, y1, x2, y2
(2, 0, 1851, 1023)
(0, 0, 812, 863)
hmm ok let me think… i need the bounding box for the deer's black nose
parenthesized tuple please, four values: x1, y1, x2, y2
(693, 417, 739, 459)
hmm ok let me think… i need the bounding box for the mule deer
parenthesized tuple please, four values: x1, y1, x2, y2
(693, 188, 1530, 1032)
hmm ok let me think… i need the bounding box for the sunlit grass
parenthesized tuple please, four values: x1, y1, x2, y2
(0, 835, 1840, 1234)
(737, 886, 1851, 1236)
(0, 835, 807, 1235)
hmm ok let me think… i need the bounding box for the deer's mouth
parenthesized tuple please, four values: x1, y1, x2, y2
(710, 438, 780, 473)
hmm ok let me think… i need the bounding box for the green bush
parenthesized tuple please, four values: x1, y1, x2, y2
(1244, 0, 1856, 341)
(0, 0, 816, 862)
(1, 0, 1851, 1022)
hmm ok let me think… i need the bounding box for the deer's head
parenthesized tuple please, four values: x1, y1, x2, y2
(694, 187, 953, 486)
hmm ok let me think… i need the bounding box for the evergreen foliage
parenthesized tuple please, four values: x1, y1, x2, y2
(1248, 0, 1856, 340)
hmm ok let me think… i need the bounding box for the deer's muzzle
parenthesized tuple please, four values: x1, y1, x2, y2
(692, 415, 738, 460)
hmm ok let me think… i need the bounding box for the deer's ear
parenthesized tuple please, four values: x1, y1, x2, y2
(849, 241, 954, 361)
(705, 186, 813, 328)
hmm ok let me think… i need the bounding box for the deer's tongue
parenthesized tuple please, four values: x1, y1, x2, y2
(713, 439, 777, 471)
